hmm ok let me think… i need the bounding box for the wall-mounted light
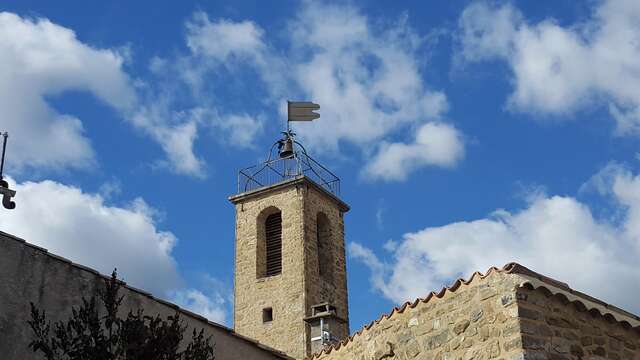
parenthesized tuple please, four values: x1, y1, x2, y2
(0, 132, 16, 210)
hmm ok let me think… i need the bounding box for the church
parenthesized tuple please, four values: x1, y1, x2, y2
(1, 129, 639, 359)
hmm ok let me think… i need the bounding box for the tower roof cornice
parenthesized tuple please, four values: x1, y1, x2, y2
(228, 175, 350, 212)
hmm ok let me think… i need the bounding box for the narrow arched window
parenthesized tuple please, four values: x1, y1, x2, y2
(265, 212, 282, 276)
(316, 212, 333, 282)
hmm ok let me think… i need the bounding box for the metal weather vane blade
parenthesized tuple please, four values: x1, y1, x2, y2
(282, 101, 320, 157)
(287, 101, 320, 122)
(0, 132, 16, 210)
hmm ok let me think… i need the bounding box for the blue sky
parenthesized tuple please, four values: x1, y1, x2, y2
(1, 0, 640, 333)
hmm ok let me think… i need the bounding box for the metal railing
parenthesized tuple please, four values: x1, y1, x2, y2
(238, 150, 340, 196)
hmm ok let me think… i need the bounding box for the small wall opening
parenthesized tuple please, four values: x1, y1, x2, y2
(262, 307, 273, 323)
(316, 212, 333, 282)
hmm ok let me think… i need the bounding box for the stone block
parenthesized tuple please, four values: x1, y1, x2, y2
(405, 339, 420, 358)
(522, 335, 547, 350)
(453, 319, 470, 335)
(569, 344, 584, 357)
(551, 337, 571, 354)
(518, 307, 541, 321)
(424, 330, 449, 350)
(470, 308, 484, 323)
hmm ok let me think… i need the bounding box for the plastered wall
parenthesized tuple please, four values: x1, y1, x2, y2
(0, 231, 290, 360)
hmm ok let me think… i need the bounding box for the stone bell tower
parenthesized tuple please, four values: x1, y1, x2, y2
(229, 131, 350, 359)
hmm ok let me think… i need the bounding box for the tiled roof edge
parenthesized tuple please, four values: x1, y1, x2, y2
(309, 262, 640, 359)
(509, 263, 640, 326)
(517, 280, 640, 329)
(0, 230, 294, 360)
(308, 263, 514, 359)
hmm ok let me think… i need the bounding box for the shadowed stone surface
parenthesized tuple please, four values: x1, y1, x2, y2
(0, 231, 291, 360)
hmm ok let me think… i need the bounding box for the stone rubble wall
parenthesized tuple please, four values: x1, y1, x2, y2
(233, 184, 308, 359)
(233, 179, 351, 359)
(303, 184, 350, 349)
(515, 286, 640, 360)
(316, 271, 528, 360)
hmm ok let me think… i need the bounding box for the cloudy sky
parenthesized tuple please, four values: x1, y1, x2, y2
(1, 0, 640, 331)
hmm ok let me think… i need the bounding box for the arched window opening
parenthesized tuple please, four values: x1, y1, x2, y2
(316, 212, 333, 282)
(265, 212, 282, 277)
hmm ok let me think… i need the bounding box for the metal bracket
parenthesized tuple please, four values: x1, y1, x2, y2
(0, 186, 15, 197)
(0, 183, 16, 209)
(0, 132, 16, 210)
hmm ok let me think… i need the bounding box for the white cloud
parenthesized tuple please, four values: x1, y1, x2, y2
(351, 164, 640, 315)
(458, 0, 640, 134)
(98, 179, 123, 200)
(375, 199, 385, 229)
(182, 12, 287, 98)
(179, 4, 462, 181)
(287, 4, 451, 155)
(0, 178, 179, 295)
(363, 122, 464, 181)
(186, 13, 265, 63)
(0, 7, 464, 180)
(348, 242, 388, 294)
(94, 4, 461, 181)
(0, 12, 135, 173)
(0, 12, 214, 178)
(382, 239, 398, 252)
(212, 114, 264, 148)
(171, 274, 230, 325)
(0, 177, 233, 323)
(172, 288, 227, 325)
(129, 12, 271, 176)
(176, 11, 275, 96)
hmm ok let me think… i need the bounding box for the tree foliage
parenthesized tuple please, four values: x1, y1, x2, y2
(28, 270, 215, 360)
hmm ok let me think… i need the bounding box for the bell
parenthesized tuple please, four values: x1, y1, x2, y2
(279, 137, 294, 158)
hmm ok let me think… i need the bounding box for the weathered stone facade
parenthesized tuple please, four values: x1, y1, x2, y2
(313, 265, 640, 360)
(516, 284, 640, 359)
(314, 268, 526, 360)
(229, 177, 350, 359)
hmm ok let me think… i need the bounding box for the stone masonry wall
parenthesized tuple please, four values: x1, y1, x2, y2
(232, 179, 350, 359)
(316, 271, 528, 360)
(515, 286, 640, 360)
(303, 184, 350, 350)
(233, 184, 308, 359)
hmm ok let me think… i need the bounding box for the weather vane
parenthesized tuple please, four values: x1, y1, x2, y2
(278, 101, 320, 158)
(238, 100, 340, 196)
(0, 132, 16, 210)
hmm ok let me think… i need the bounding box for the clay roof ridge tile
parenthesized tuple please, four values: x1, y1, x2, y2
(519, 280, 640, 326)
(409, 298, 420, 308)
